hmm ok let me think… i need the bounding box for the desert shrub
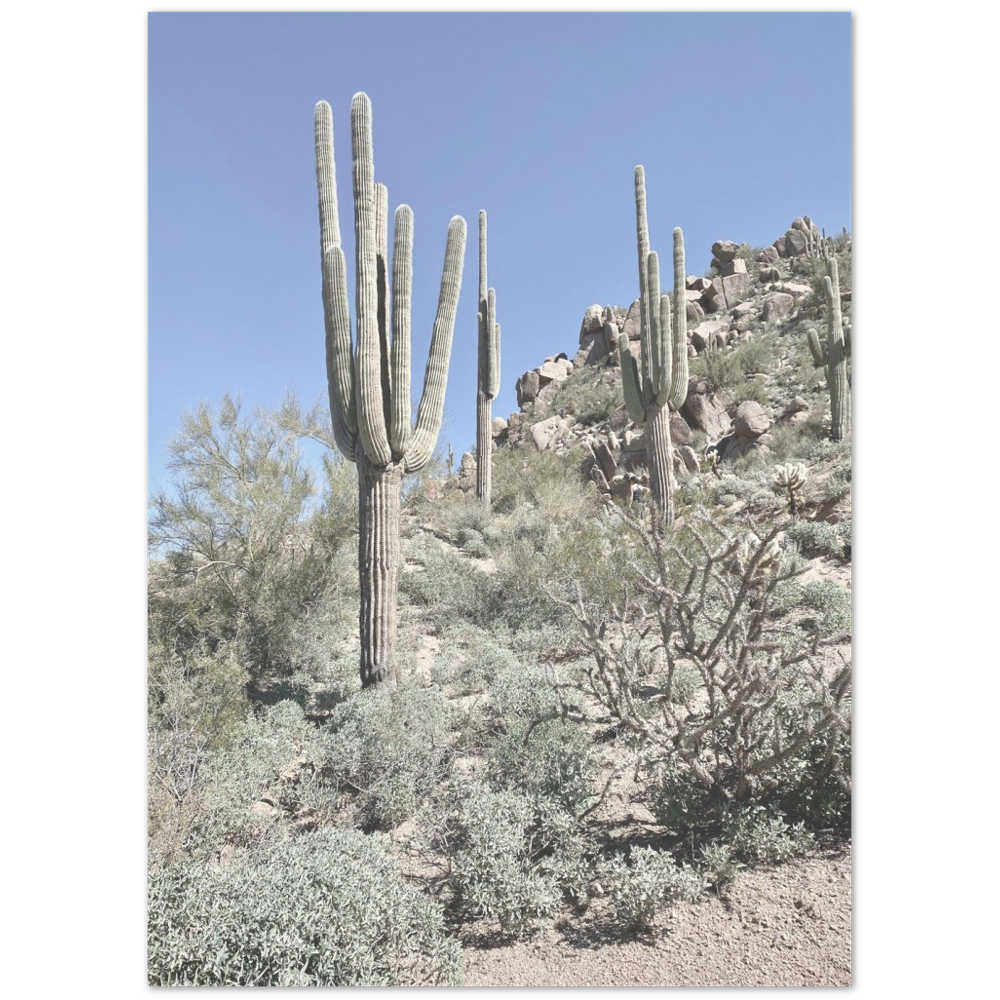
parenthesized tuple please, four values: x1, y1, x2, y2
(488, 659, 562, 720)
(400, 543, 502, 630)
(718, 804, 815, 865)
(429, 630, 520, 695)
(553, 373, 620, 426)
(441, 782, 592, 935)
(148, 828, 462, 986)
(698, 843, 744, 889)
(485, 719, 595, 814)
(785, 518, 846, 559)
(314, 687, 455, 829)
(604, 847, 706, 932)
(553, 510, 852, 839)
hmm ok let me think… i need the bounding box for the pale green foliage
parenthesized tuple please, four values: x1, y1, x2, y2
(442, 782, 592, 936)
(314, 687, 456, 829)
(605, 847, 707, 932)
(486, 719, 595, 814)
(148, 395, 357, 677)
(148, 827, 462, 986)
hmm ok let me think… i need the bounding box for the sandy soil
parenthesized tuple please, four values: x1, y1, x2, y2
(460, 845, 851, 987)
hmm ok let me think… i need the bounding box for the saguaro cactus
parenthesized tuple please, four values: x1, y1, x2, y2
(807, 256, 851, 442)
(476, 210, 500, 506)
(315, 93, 467, 688)
(618, 165, 689, 529)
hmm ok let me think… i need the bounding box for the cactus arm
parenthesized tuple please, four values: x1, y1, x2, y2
(844, 323, 851, 358)
(635, 167, 654, 409)
(351, 92, 393, 466)
(655, 292, 672, 409)
(619, 331, 647, 424)
(668, 227, 689, 410)
(807, 327, 827, 367)
(405, 215, 467, 473)
(321, 246, 358, 458)
(315, 101, 357, 458)
(489, 321, 501, 399)
(388, 204, 413, 456)
(483, 287, 499, 399)
(645, 250, 662, 399)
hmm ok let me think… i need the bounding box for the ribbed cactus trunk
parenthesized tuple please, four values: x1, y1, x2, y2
(476, 392, 492, 503)
(825, 259, 849, 442)
(475, 210, 500, 506)
(315, 93, 466, 689)
(357, 455, 403, 689)
(646, 405, 674, 527)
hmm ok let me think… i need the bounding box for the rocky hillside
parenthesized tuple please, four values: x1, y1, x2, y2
(455, 216, 851, 507)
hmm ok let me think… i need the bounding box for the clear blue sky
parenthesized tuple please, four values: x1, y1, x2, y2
(148, 11, 850, 491)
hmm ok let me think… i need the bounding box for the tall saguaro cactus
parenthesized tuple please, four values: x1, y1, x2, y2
(315, 93, 467, 689)
(476, 211, 501, 506)
(618, 165, 689, 529)
(807, 256, 851, 442)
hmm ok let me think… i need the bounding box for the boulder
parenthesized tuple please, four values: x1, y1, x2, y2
(681, 377, 735, 440)
(529, 415, 568, 452)
(791, 217, 809, 232)
(773, 235, 787, 257)
(759, 265, 781, 284)
(775, 281, 812, 298)
(621, 299, 643, 341)
(733, 401, 771, 438)
(718, 258, 748, 277)
(677, 445, 699, 475)
(574, 330, 610, 367)
(711, 240, 741, 263)
(610, 475, 633, 501)
(783, 228, 809, 256)
(622, 428, 645, 452)
(590, 466, 611, 494)
(760, 292, 796, 323)
(686, 301, 705, 324)
(516, 369, 540, 406)
(690, 318, 731, 352)
(757, 245, 779, 264)
(594, 439, 618, 481)
(579, 304, 604, 342)
(702, 272, 751, 310)
(491, 415, 508, 437)
(670, 411, 693, 447)
(609, 404, 631, 433)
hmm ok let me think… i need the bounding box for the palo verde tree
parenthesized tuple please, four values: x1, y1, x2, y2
(314, 92, 467, 689)
(476, 210, 501, 506)
(618, 165, 689, 529)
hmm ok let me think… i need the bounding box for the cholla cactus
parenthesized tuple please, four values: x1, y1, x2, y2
(476, 210, 501, 506)
(806, 256, 851, 442)
(315, 94, 467, 688)
(726, 532, 784, 580)
(618, 165, 689, 529)
(773, 462, 808, 514)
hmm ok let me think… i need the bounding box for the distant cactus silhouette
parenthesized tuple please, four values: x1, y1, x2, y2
(807, 256, 850, 442)
(618, 165, 689, 528)
(476, 210, 500, 506)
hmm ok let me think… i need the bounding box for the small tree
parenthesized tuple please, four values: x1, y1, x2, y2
(148, 395, 354, 678)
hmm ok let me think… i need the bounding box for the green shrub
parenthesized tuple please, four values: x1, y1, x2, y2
(604, 847, 706, 932)
(486, 719, 595, 814)
(443, 783, 591, 935)
(148, 828, 462, 986)
(785, 518, 846, 559)
(400, 544, 502, 630)
(720, 804, 815, 865)
(314, 687, 455, 829)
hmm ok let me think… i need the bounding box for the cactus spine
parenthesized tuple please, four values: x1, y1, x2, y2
(315, 93, 467, 688)
(806, 255, 850, 442)
(476, 210, 500, 506)
(618, 165, 689, 528)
